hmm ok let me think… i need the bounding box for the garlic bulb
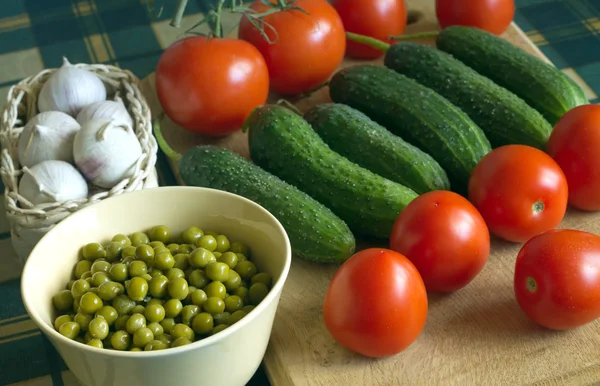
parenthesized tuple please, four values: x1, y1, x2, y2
(38, 57, 107, 117)
(17, 111, 81, 168)
(19, 160, 88, 206)
(73, 118, 143, 189)
(76, 100, 133, 128)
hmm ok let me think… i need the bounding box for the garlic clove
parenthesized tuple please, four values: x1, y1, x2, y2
(38, 57, 107, 117)
(76, 100, 134, 129)
(73, 118, 143, 189)
(17, 111, 81, 168)
(18, 160, 89, 206)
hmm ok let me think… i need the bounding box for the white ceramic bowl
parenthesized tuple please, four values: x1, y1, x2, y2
(21, 186, 292, 386)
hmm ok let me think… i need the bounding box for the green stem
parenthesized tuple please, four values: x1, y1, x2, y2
(170, 0, 188, 28)
(214, 0, 224, 38)
(275, 99, 303, 115)
(388, 31, 440, 41)
(346, 32, 390, 52)
(153, 118, 182, 163)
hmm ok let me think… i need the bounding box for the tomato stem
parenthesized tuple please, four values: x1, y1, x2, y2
(153, 116, 182, 163)
(275, 99, 303, 115)
(170, 0, 188, 28)
(346, 32, 390, 52)
(388, 31, 440, 41)
(532, 200, 545, 214)
(526, 277, 537, 293)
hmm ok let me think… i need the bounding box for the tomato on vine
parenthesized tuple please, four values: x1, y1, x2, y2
(435, 0, 515, 35)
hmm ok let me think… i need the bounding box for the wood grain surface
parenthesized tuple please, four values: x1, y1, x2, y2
(140, 1, 600, 385)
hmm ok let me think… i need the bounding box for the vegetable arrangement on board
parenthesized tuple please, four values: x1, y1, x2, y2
(152, 0, 600, 363)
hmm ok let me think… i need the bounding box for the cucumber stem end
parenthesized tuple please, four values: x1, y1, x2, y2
(346, 32, 391, 52)
(153, 117, 182, 163)
(388, 31, 440, 41)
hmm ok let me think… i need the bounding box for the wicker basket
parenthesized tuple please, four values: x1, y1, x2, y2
(0, 60, 159, 264)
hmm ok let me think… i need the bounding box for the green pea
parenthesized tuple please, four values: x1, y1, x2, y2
(130, 347, 142, 352)
(249, 283, 269, 305)
(218, 252, 238, 269)
(112, 295, 136, 315)
(109, 263, 128, 282)
(85, 277, 93, 286)
(233, 287, 250, 305)
(71, 279, 90, 299)
(74, 312, 93, 331)
(229, 310, 247, 325)
(224, 295, 244, 313)
(188, 269, 209, 288)
(215, 235, 230, 253)
(79, 292, 103, 314)
(147, 298, 164, 306)
(148, 275, 169, 298)
(121, 256, 135, 265)
(178, 244, 195, 255)
(182, 226, 204, 245)
(205, 230, 219, 238)
(204, 281, 227, 299)
(154, 251, 175, 270)
(98, 281, 122, 301)
(192, 313, 214, 335)
(91, 260, 111, 274)
(121, 246, 137, 259)
(173, 254, 190, 270)
(160, 318, 176, 334)
(126, 313, 146, 334)
(126, 277, 148, 301)
(168, 277, 189, 300)
(149, 269, 164, 278)
(95, 306, 118, 326)
(147, 322, 164, 337)
(235, 260, 257, 280)
(87, 339, 103, 348)
(164, 299, 183, 318)
(88, 287, 99, 295)
(111, 330, 131, 350)
(130, 232, 150, 247)
(105, 242, 124, 262)
(144, 340, 168, 351)
(88, 317, 109, 340)
(171, 323, 194, 341)
(80, 271, 92, 280)
(203, 297, 225, 315)
(148, 225, 170, 243)
(230, 241, 250, 256)
(59, 321, 80, 339)
(191, 289, 208, 307)
(132, 305, 146, 315)
(165, 268, 185, 281)
(91, 272, 110, 287)
(167, 243, 180, 254)
(66, 280, 76, 291)
(129, 260, 148, 277)
(212, 324, 228, 335)
(236, 254, 248, 263)
(149, 241, 165, 249)
(181, 305, 200, 325)
(224, 270, 242, 291)
(74, 260, 92, 279)
(251, 272, 273, 288)
(140, 273, 153, 282)
(114, 315, 130, 331)
(133, 327, 154, 348)
(171, 336, 192, 347)
(135, 245, 154, 264)
(213, 312, 230, 326)
(196, 235, 217, 251)
(112, 234, 132, 247)
(82, 243, 106, 261)
(103, 332, 114, 348)
(145, 304, 166, 323)
(155, 333, 173, 345)
(53, 290, 74, 312)
(206, 262, 230, 282)
(73, 298, 80, 312)
(189, 248, 216, 268)
(54, 314, 73, 330)
(243, 305, 255, 314)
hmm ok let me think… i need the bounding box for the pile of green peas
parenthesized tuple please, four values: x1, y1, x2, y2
(51, 225, 273, 351)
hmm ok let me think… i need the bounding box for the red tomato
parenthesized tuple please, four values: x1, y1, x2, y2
(514, 229, 600, 330)
(238, 0, 346, 95)
(389, 190, 490, 293)
(323, 248, 427, 358)
(331, 0, 407, 59)
(547, 104, 600, 211)
(155, 36, 269, 137)
(435, 0, 515, 35)
(468, 145, 568, 243)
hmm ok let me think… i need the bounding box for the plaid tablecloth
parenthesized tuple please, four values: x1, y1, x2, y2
(1, 0, 599, 385)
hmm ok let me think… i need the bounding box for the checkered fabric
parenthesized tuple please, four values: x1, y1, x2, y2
(0, 0, 598, 385)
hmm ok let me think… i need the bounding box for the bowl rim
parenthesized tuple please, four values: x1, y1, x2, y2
(21, 186, 292, 357)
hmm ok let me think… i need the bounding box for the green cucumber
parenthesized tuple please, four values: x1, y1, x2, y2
(244, 104, 419, 239)
(436, 26, 588, 125)
(383, 42, 554, 150)
(152, 121, 356, 264)
(303, 103, 450, 194)
(328, 64, 491, 190)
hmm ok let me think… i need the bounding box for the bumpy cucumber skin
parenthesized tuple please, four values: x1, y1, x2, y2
(178, 145, 356, 263)
(304, 103, 450, 194)
(245, 105, 419, 239)
(437, 26, 588, 125)
(328, 64, 491, 190)
(384, 42, 554, 150)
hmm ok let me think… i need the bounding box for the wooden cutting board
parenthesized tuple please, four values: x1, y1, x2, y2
(140, 2, 600, 385)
